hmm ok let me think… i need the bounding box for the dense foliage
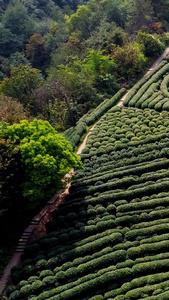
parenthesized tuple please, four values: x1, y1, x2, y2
(0, 0, 169, 130)
(2, 0, 169, 296)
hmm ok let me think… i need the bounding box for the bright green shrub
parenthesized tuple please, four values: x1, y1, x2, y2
(20, 284, 32, 297)
(18, 280, 28, 287)
(9, 290, 23, 300)
(90, 296, 103, 300)
(1, 119, 82, 209)
(39, 270, 53, 279)
(28, 276, 39, 284)
(36, 260, 48, 270)
(163, 102, 169, 111)
(31, 280, 43, 293)
(42, 276, 56, 287)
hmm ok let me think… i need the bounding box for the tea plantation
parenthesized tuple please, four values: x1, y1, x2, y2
(6, 60, 169, 299)
(123, 57, 169, 112)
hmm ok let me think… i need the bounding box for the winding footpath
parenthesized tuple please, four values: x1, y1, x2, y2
(1, 47, 169, 297)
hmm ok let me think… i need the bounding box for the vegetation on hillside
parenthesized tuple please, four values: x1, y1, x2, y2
(0, 119, 82, 278)
(0, 0, 169, 130)
(2, 0, 169, 295)
(6, 105, 169, 300)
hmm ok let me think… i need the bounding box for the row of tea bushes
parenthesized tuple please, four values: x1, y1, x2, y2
(123, 59, 168, 106)
(63, 88, 126, 149)
(123, 59, 169, 112)
(7, 107, 169, 300)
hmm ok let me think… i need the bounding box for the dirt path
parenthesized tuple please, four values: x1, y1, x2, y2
(117, 90, 131, 107)
(76, 125, 96, 155)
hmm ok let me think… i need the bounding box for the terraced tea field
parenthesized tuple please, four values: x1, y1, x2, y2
(124, 58, 169, 112)
(6, 58, 169, 300)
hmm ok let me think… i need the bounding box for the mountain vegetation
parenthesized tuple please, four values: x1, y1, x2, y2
(0, 0, 169, 130)
(1, 0, 169, 297)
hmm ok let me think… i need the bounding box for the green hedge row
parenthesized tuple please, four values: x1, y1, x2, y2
(126, 223, 169, 241)
(73, 158, 169, 188)
(161, 74, 169, 98)
(127, 240, 169, 259)
(70, 169, 169, 199)
(56, 250, 126, 283)
(117, 196, 169, 213)
(63, 88, 126, 149)
(134, 81, 161, 109)
(115, 279, 169, 300)
(123, 60, 169, 107)
(104, 271, 169, 299)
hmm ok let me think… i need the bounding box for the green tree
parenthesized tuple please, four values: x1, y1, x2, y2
(49, 60, 99, 121)
(135, 31, 165, 57)
(26, 34, 46, 69)
(0, 64, 44, 112)
(0, 23, 22, 57)
(81, 49, 119, 94)
(86, 21, 128, 51)
(100, 0, 127, 28)
(1, 119, 82, 209)
(66, 5, 92, 38)
(0, 95, 31, 124)
(151, 0, 169, 27)
(10, 51, 29, 67)
(126, 0, 154, 32)
(0, 135, 24, 240)
(82, 49, 115, 84)
(2, 3, 34, 38)
(112, 42, 147, 80)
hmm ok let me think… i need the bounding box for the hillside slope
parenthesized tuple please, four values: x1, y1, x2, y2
(6, 57, 169, 300)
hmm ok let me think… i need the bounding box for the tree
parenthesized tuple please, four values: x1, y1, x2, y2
(66, 5, 92, 38)
(86, 22, 128, 51)
(0, 95, 31, 124)
(0, 23, 23, 57)
(126, 0, 154, 32)
(82, 49, 116, 84)
(35, 79, 76, 126)
(100, 0, 127, 28)
(1, 119, 82, 209)
(10, 51, 29, 67)
(81, 49, 119, 94)
(135, 31, 165, 57)
(49, 61, 99, 121)
(34, 84, 70, 131)
(0, 135, 24, 240)
(2, 3, 34, 38)
(112, 42, 147, 80)
(0, 65, 44, 113)
(26, 34, 46, 69)
(151, 0, 169, 27)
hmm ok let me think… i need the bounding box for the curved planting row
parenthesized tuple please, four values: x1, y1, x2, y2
(63, 88, 126, 150)
(123, 58, 169, 112)
(7, 107, 169, 300)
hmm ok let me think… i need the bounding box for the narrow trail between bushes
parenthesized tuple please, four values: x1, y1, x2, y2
(1, 47, 169, 297)
(76, 125, 96, 155)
